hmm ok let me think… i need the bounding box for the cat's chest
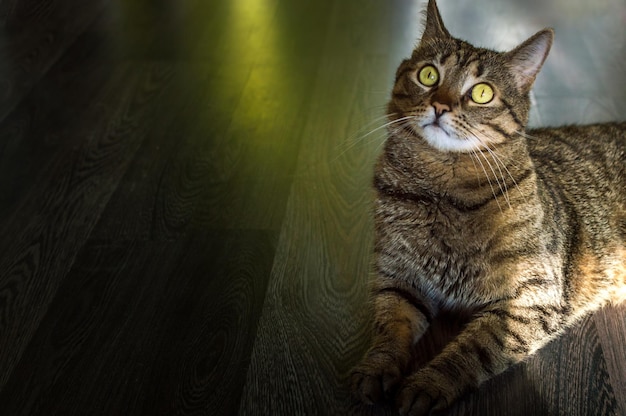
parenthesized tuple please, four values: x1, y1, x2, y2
(376, 198, 502, 309)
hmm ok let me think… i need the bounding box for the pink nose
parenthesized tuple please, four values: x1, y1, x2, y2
(432, 101, 451, 117)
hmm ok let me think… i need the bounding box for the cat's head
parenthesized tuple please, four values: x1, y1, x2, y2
(388, 0, 553, 153)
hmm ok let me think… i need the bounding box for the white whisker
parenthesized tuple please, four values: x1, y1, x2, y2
(461, 129, 509, 209)
(330, 115, 415, 164)
(469, 127, 530, 205)
(335, 113, 392, 151)
(469, 144, 503, 212)
(478, 143, 510, 208)
(467, 150, 483, 186)
(469, 132, 511, 207)
(514, 130, 540, 140)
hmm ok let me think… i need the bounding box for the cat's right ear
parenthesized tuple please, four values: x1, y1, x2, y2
(420, 0, 451, 43)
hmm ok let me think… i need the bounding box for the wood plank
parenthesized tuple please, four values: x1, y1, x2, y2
(0, 23, 118, 225)
(530, 316, 619, 416)
(0, 231, 275, 415)
(0, 0, 107, 122)
(238, 0, 398, 413)
(90, 0, 337, 235)
(88, 0, 225, 61)
(594, 305, 626, 416)
(0, 62, 178, 389)
(86, 64, 215, 241)
(187, 0, 340, 231)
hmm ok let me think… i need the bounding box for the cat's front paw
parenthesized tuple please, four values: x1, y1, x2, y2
(397, 371, 451, 416)
(350, 350, 405, 405)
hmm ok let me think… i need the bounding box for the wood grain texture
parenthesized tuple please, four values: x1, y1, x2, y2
(237, 0, 396, 414)
(86, 64, 214, 241)
(0, 0, 106, 122)
(595, 305, 626, 416)
(0, 231, 275, 416)
(0, 24, 114, 226)
(0, 62, 177, 389)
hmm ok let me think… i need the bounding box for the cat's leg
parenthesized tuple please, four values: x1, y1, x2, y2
(396, 301, 565, 416)
(351, 287, 432, 405)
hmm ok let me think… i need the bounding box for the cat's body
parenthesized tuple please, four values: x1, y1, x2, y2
(351, 1, 626, 415)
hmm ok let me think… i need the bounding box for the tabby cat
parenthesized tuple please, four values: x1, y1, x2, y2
(350, 0, 626, 415)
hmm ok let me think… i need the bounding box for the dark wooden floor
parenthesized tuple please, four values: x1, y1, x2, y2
(0, 0, 624, 415)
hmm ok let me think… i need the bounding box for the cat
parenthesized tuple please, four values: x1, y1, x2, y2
(350, 0, 626, 415)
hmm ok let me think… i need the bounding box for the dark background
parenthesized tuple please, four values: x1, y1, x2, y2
(0, 0, 624, 415)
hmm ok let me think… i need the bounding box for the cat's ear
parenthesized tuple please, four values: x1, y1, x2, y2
(506, 28, 554, 93)
(420, 0, 451, 42)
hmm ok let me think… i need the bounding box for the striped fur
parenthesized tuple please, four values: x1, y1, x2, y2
(351, 1, 626, 415)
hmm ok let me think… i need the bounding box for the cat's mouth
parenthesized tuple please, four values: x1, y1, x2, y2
(423, 120, 454, 137)
(425, 120, 447, 131)
(419, 120, 478, 152)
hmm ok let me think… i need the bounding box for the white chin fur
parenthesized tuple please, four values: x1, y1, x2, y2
(421, 124, 481, 152)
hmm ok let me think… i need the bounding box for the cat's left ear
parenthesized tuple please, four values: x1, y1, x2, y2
(506, 28, 554, 93)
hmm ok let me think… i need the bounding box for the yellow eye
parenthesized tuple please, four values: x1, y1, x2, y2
(418, 65, 439, 87)
(470, 83, 494, 104)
